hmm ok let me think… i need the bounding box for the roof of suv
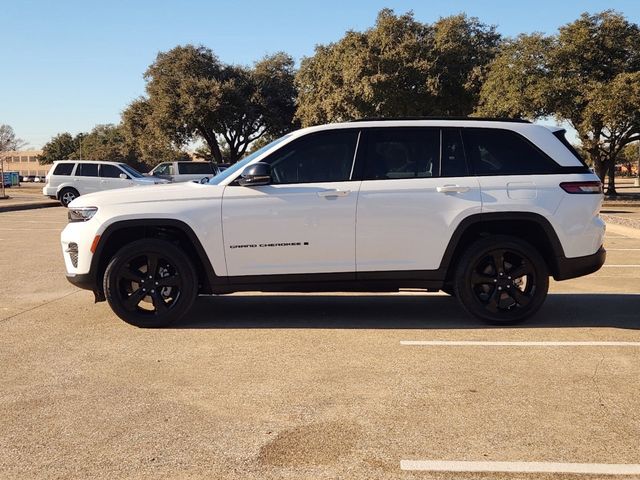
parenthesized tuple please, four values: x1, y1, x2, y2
(53, 160, 126, 165)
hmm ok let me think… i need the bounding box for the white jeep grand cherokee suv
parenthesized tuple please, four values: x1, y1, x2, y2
(61, 119, 606, 328)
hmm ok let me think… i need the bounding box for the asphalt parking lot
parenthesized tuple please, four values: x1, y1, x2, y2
(1, 207, 639, 479)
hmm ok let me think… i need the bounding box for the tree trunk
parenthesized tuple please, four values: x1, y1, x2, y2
(606, 160, 617, 196)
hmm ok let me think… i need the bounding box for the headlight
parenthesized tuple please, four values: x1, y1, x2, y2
(68, 207, 98, 222)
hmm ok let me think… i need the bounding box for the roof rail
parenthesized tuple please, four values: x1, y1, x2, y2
(348, 116, 531, 123)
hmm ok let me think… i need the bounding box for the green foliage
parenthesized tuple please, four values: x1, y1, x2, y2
(38, 132, 78, 164)
(138, 45, 297, 163)
(478, 10, 640, 194)
(121, 98, 189, 167)
(295, 9, 500, 125)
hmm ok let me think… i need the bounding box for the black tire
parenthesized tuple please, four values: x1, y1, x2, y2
(103, 239, 198, 328)
(454, 235, 549, 325)
(59, 188, 79, 207)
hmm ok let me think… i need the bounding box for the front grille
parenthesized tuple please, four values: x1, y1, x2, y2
(67, 242, 78, 268)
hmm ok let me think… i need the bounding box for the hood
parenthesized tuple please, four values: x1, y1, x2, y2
(69, 182, 224, 208)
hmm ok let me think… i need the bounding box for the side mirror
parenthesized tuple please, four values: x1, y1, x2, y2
(238, 162, 271, 186)
(199, 177, 209, 184)
(119, 173, 128, 180)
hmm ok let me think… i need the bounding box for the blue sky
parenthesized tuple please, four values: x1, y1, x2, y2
(2, 0, 639, 148)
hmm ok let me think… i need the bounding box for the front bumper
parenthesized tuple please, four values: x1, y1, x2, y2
(66, 272, 95, 290)
(554, 246, 606, 281)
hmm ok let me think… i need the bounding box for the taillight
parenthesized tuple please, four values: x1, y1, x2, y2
(559, 181, 603, 194)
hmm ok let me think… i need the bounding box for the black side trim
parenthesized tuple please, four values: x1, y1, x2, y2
(554, 246, 606, 281)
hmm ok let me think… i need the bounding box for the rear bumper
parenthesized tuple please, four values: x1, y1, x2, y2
(554, 246, 606, 281)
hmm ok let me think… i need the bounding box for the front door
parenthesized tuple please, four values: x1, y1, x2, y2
(222, 129, 361, 278)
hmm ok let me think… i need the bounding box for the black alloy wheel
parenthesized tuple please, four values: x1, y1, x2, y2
(455, 236, 549, 324)
(104, 239, 198, 327)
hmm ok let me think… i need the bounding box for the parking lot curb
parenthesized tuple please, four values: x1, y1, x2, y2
(0, 201, 59, 213)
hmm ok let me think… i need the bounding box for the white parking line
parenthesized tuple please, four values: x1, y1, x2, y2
(400, 340, 640, 347)
(400, 460, 640, 475)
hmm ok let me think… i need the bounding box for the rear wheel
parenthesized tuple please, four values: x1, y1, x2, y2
(59, 188, 79, 207)
(454, 236, 548, 324)
(103, 239, 198, 328)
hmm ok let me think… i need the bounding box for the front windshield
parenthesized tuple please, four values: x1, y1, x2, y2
(207, 134, 293, 185)
(119, 164, 144, 178)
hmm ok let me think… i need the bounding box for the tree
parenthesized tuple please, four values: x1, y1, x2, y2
(139, 45, 297, 164)
(477, 11, 640, 195)
(121, 98, 189, 167)
(0, 124, 26, 197)
(295, 9, 501, 126)
(38, 132, 80, 164)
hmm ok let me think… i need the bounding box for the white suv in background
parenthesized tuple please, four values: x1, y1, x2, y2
(60, 118, 606, 328)
(43, 160, 169, 206)
(147, 161, 219, 183)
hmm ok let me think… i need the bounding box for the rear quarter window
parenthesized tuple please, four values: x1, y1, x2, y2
(52, 163, 74, 176)
(463, 128, 560, 175)
(178, 162, 214, 175)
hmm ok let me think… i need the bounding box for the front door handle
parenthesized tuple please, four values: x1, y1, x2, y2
(436, 184, 470, 194)
(317, 190, 351, 198)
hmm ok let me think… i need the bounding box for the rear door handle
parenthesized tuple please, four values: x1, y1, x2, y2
(317, 190, 351, 198)
(436, 184, 470, 194)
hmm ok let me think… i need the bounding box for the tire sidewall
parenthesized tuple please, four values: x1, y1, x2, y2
(59, 188, 78, 207)
(103, 239, 198, 328)
(455, 236, 549, 324)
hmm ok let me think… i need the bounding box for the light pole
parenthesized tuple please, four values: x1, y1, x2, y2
(635, 141, 640, 187)
(0, 154, 5, 198)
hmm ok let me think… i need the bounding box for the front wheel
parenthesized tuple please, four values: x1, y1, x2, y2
(103, 239, 198, 328)
(454, 236, 549, 324)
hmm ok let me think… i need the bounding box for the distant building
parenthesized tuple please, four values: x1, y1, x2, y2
(1, 150, 47, 176)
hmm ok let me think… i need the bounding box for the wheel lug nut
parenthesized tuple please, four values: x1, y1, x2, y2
(493, 279, 497, 283)
(151, 290, 155, 293)
(498, 286, 502, 290)
(155, 282, 158, 285)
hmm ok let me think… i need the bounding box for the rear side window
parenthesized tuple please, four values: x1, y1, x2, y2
(363, 128, 439, 180)
(178, 162, 214, 175)
(76, 163, 99, 177)
(463, 128, 560, 175)
(441, 129, 468, 177)
(52, 163, 74, 176)
(100, 164, 125, 178)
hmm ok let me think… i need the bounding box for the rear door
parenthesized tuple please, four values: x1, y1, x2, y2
(72, 162, 100, 194)
(356, 128, 482, 274)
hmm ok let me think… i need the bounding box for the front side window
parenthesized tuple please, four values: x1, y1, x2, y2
(76, 163, 99, 177)
(53, 163, 74, 176)
(100, 164, 126, 178)
(153, 163, 173, 176)
(363, 128, 439, 180)
(463, 128, 559, 175)
(264, 130, 359, 184)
